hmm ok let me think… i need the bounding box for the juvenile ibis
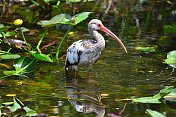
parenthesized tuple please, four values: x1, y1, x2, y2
(65, 19, 127, 72)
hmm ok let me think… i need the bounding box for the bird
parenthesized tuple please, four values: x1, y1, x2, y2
(65, 19, 127, 72)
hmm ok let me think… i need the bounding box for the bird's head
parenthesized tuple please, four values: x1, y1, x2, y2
(88, 19, 103, 31)
(88, 19, 127, 53)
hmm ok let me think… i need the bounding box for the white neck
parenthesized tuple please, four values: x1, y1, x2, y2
(88, 28, 105, 51)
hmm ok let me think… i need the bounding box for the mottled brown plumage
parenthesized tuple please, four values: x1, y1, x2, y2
(65, 19, 127, 71)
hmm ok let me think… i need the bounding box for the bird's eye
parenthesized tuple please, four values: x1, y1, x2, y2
(97, 24, 101, 27)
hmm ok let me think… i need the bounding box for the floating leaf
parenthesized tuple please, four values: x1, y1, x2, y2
(9, 97, 23, 112)
(146, 109, 165, 117)
(164, 50, 176, 68)
(164, 88, 176, 102)
(153, 86, 174, 99)
(132, 86, 174, 103)
(24, 107, 37, 116)
(132, 97, 161, 103)
(135, 46, 156, 52)
(29, 51, 53, 62)
(1, 97, 37, 116)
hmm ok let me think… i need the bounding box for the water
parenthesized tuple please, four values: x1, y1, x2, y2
(0, 36, 175, 116)
(0, 1, 176, 117)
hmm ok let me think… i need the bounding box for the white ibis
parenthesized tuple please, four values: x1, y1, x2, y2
(65, 19, 127, 72)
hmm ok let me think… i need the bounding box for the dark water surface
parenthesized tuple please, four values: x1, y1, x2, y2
(1, 34, 175, 116)
(0, 1, 176, 117)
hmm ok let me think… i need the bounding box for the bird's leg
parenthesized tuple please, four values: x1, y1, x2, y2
(86, 64, 93, 77)
(74, 70, 77, 78)
(73, 66, 78, 78)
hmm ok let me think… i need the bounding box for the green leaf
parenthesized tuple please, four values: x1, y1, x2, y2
(24, 107, 37, 116)
(43, 0, 52, 3)
(164, 88, 176, 102)
(3, 70, 16, 76)
(135, 46, 156, 52)
(30, 51, 53, 62)
(38, 14, 71, 26)
(13, 97, 24, 108)
(164, 51, 176, 68)
(132, 97, 161, 103)
(0, 54, 20, 60)
(4, 31, 16, 37)
(163, 24, 176, 34)
(13, 57, 36, 73)
(2, 97, 23, 112)
(72, 12, 92, 25)
(38, 12, 91, 27)
(0, 50, 9, 55)
(0, 25, 10, 33)
(0, 23, 4, 28)
(9, 101, 21, 112)
(0, 31, 16, 37)
(146, 109, 165, 117)
(153, 86, 174, 99)
(0, 97, 37, 116)
(16, 27, 29, 32)
(3, 57, 36, 77)
(132, 86, 174, 104)
(1, 102, 14, 107)
(56, 0, 60, 6)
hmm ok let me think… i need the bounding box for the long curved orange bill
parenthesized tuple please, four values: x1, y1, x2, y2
(100, 25, 127, 53)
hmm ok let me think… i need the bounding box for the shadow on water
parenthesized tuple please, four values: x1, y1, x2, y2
(65, 70, 105, 117)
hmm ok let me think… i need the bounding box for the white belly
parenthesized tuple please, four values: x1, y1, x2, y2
(78, 51, 101, 66)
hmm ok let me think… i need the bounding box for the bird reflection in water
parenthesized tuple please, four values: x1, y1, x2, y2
(65, 71, 105, 117)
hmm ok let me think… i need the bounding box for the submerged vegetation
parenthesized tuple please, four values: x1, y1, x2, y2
(0, 0, 176, 116)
